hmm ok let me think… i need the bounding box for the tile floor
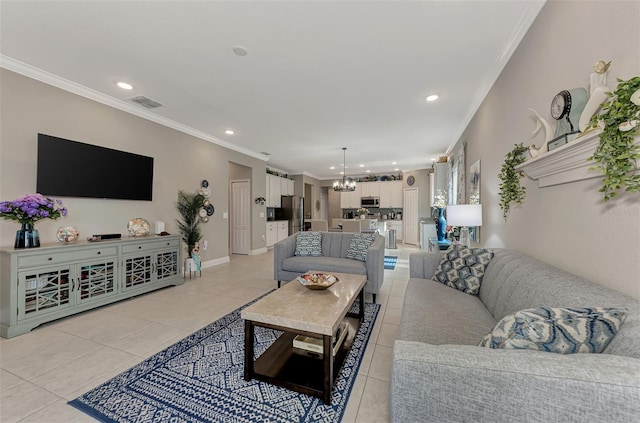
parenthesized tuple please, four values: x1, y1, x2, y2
(0, 242, 420, 422)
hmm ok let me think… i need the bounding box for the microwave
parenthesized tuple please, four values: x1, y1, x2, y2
(361, 196, 380, 207)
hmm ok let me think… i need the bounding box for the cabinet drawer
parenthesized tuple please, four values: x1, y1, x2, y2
(18, 247, 118, 268)
(122, 238, 180, 254)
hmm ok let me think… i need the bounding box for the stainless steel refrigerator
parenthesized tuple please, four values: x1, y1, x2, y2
(276, 195, 304, 236)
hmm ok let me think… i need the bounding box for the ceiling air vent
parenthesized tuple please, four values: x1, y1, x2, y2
(130, 96, 163, 109)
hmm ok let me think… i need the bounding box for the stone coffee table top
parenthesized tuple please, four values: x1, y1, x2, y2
(241, 271, 366, 336)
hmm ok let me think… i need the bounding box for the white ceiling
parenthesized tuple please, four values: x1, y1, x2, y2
(0, 0, 545, 180)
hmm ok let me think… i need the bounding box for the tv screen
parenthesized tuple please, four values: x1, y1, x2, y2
(37, 134, 154, 201)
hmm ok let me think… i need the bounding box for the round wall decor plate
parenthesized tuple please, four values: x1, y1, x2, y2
(205, 204, 215, 216)
(201, 187, 211, 198)
(127, 218, 150, 237)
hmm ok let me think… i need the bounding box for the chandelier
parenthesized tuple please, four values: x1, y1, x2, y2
(333, 147, 357, 192)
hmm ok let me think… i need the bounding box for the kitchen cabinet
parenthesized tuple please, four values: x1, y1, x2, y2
(277, 221, 289, 242)
(266, 220, 289, 247)
(340, 184, 361, 208)
(379, 180, 403, 208)
(267, 174, 282, 207)
(266, 222, 277, 247)
(281, 178, 294, 196)
(266, 174, 294, 207)
(361, 181, 380, 197)
(386, 221, 403, 241)
(1, 235, 182, 338)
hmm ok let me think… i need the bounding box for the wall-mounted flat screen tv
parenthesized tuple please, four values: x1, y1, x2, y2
(37, 134, 154, 201)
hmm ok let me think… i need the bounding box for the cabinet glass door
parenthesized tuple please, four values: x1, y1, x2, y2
(156, 250, 178, 281)
(77, 259, 117, 304)
(19, 267, 72, 320)
(123, 254, 153, 291)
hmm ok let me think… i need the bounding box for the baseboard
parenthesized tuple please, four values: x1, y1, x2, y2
(250, 247, 268, 255)
(201, 256, 230, 269)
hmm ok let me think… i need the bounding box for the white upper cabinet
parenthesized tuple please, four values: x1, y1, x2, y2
(267, 174, 281, 207)
(281, 178, 294, 196)
(340, 184, 362, 208)
(361, 181, 380, 197)
(380, 180, 403, 207)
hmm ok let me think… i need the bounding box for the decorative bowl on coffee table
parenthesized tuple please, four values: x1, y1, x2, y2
(296, 273, 339, 290)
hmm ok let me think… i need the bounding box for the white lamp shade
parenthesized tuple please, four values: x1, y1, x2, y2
(446, 204, 482, 227)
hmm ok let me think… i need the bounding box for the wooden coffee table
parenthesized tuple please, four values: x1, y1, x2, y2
(242, 271, 366, 404)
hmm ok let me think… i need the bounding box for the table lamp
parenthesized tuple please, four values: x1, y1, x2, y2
(445, 204, 482, 247)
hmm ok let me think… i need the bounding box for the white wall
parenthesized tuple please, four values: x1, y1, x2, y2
(0, 69, 268, 261)
(459, 0, 639, 299)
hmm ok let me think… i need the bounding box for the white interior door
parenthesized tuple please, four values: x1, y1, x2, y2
(320, 190, 328, 221)
(404, 188, 419, 245)
(231, 180, 250, 255)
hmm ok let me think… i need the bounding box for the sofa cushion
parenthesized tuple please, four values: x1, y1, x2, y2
(398, 278, 497, 345)
(294, 231, 322, 256)
(432, 245, 494, 295)
(281, 256, 367, 275)
(346, 233, 376, 262)
(479, 306, 628, 354)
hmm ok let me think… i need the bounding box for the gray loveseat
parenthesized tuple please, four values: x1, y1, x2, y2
(274, 231, 385, 302)
(391, 249, 640, 422)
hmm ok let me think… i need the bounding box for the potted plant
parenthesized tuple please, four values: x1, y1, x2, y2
(498, 143, 529, 220)
(175, 190, 205, 257)
(356, 207, 369, 219)
(587, 76, 640, 201)
(254, 197, 266, 206)
(0, 193, 67, 248)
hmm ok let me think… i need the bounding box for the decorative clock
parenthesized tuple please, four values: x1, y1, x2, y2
(406, 175, 415, 186)
(547, 87, 589, 151)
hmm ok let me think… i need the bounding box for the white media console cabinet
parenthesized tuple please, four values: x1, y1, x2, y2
(0, 234, 183, 338)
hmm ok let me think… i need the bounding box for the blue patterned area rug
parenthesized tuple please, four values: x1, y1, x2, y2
(384, 256, 398, 270)
(69, 295, 380, 423)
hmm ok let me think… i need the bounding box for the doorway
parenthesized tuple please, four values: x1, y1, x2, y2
(230, 179, 250, 255)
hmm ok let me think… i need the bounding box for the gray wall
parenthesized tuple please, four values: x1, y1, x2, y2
(457, 0, 639, 299)
(0, 69, 268, 262)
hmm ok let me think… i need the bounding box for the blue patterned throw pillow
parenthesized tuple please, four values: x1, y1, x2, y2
(431, 244, 494, 295)
(346, 233, 376, 262)
(294, 231, 322, 256)
(478, 306, 627, 354)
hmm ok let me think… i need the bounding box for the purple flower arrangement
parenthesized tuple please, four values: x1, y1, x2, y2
(0, 193, 67, 226)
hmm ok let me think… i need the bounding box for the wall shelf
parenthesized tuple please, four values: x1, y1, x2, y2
(515, 130, 603, 188)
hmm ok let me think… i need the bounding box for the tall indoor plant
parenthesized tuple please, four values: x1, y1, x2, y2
(587, 76, 640, 201)
(175, 190, 205, 256)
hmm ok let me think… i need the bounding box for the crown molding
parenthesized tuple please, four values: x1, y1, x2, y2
(0, 55, 269, 162)
(445, 0, 546, 156)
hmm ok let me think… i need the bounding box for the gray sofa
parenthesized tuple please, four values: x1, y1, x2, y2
(391, 249, 640, 422)
(273, 231, 385, 302)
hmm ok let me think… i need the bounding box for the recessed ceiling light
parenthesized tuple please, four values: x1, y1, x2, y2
(394, 168, 400, 171)
(366, 170, 371, 173)
(430, 157, 437, 161)
(359, 164, 364, 167)
(329, 166, 335, 170)
(232, 45, 248, 56)
(426, 94, 439, 102)
(225, 129, 235, 135)
(392, 161, 397, 165)
(117, 82, 133, 90)
(340, 171, 344, 175)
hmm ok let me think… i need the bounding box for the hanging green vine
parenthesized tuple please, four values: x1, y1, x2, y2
(498, 143, 529, 220)
(587, 76, 640, 201)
